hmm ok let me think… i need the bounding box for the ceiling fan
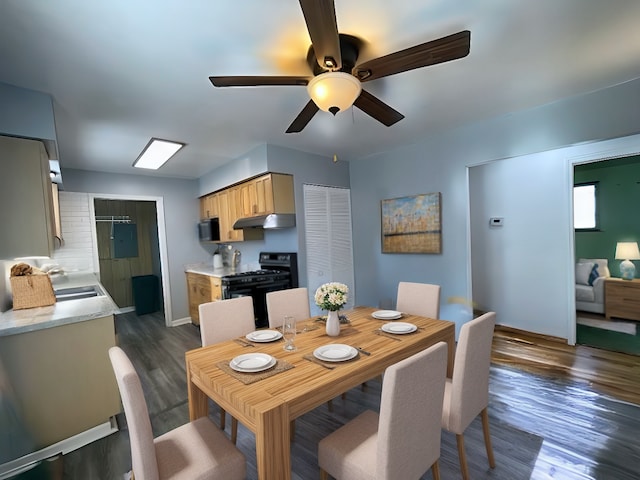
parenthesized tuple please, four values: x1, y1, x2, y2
(209, 0, 470, 133)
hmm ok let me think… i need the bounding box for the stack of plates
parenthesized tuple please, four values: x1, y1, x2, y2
(229, 353, 276, 372)
(372, 310, 403, 320)
(245, 330, 282, 342)
(381, 322, 417, 334)
(313, 344, 358, 362)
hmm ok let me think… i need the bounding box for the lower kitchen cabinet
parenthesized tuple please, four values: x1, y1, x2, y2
(186, 272, 222, 325)
(0, 315, 120, 452)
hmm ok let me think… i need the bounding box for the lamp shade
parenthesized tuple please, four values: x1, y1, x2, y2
(615, 242, 640, 260)
(307, 72, 362, 115)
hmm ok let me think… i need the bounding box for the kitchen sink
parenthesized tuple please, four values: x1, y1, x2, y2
(54, 285, 103, 302)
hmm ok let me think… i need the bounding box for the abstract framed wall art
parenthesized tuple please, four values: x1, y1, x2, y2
(381, 193, 442, 253)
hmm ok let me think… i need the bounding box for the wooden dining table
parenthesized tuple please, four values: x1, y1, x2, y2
(185, 306, 455, 480)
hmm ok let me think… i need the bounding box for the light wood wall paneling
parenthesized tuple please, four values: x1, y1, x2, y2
(94, 199, 157, 308)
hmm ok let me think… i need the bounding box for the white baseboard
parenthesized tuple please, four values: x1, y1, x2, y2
(171, 316, 193, 327)
(0, 418, 118, 479)
(116, 306, 136, 314)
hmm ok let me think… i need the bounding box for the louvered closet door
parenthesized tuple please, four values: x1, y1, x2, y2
(304, 184, 355, 315)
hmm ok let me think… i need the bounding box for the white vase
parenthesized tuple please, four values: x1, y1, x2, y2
(326, 310, 341, 336)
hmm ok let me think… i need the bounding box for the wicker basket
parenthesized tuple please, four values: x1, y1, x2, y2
(10, 274, 56, 310)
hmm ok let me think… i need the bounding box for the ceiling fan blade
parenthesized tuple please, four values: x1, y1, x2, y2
(353, 90, 404, 127)
(210, 76, 309, 87)
(286, 100, 320, 133)
(299, 0, 342, 70)
(353, 30, 470, 82)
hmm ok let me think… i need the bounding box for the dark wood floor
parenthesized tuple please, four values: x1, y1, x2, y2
(40, 313, 640, 479)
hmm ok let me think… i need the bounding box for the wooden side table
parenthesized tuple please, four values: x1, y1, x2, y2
(604, 278, 640, 321)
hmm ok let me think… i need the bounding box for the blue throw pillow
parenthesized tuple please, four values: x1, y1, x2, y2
(588, 263, 599, 286)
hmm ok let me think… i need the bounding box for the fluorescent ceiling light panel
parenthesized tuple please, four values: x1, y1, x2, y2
(133, 138, 185, 170)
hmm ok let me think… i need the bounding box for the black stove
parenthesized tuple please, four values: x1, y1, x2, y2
(221, 252, 299, 328)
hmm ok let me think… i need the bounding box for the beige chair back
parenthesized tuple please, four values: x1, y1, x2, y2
(396, 281, 441, 318)
(108, 346, 160, 480)
(266, 287, 310, 328)
(443, 311, 496, 433)
(377, 341, 447, 479)
(199, 296, 256, 346)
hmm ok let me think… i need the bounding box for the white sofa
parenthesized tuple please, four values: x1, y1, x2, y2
(575, 258, 610, 314)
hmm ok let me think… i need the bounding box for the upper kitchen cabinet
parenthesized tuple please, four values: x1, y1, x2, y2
(198, 172, 293, 243)
(215, 188, 262, 242)
(200, 192, 219, 220)
(243, 173, 294, 217)
(0, 135, 58, 258)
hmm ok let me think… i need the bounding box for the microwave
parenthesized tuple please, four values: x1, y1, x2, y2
(198, 218, 220, 242)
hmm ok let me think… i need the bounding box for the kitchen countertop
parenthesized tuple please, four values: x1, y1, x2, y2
(0, 272, 118, 337)
(184, 262, 260, 277)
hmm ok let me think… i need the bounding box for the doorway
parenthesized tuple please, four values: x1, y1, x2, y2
(89, 193, 172, 326)
(573, 155, 640, 355)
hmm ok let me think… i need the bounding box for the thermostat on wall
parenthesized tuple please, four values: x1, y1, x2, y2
(489, 217, 504, 227)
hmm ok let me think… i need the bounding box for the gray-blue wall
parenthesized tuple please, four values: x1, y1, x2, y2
(199, 143, 350, 293)
(349, 77, 640, 339)
(61, 168, 202, 323)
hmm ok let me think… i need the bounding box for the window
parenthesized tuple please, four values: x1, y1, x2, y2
(574, 182, 598, 230)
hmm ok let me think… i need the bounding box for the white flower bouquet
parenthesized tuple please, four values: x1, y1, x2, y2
(314, 282, 349, 311)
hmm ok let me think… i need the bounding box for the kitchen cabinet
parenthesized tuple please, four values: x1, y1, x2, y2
(216, 189, 241, 242)
(0, 135, 57, 257)
(245, 173, 294, 217)
(216, 187, 262, 243)
(227, 186, 245, 242)
(0, 315, 120, 451)
(51, 182, 62, 245)
(198, 172, 292, 243)
(186, 272, 222, 325)
(239, 181, 256, 217)
(199, 192, 219, 219)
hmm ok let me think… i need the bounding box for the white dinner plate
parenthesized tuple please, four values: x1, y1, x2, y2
(245, 330, 283, 342)
(372, 310, 403, 320)
(381, 322, 417, 334)
(229, 353, 276, 372)
(313, 344, 358, 362)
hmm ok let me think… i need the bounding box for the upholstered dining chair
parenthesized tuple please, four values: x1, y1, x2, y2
(442, 311, 496, 480)
(266, 287, 310, 328)
(199, 296, 256, 444)
(108, 346, 246, 480)
(265, 287, 336, 428)
(318, 341, 448, 480)
(396, 281, 441, 318)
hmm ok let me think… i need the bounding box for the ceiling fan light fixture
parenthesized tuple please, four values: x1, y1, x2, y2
(307, 72, 361, 114)
(133, 138, 185, 170)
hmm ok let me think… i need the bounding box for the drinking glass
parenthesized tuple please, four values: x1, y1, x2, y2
(282, 315, 297, 351)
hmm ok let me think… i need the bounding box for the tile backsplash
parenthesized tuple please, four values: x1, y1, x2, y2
(51, 191, 96, 273)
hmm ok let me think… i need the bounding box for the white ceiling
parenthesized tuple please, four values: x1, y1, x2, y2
(1, 0, 639, 179)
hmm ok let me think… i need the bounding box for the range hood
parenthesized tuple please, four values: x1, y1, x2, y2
(233, 213, 296, 230)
